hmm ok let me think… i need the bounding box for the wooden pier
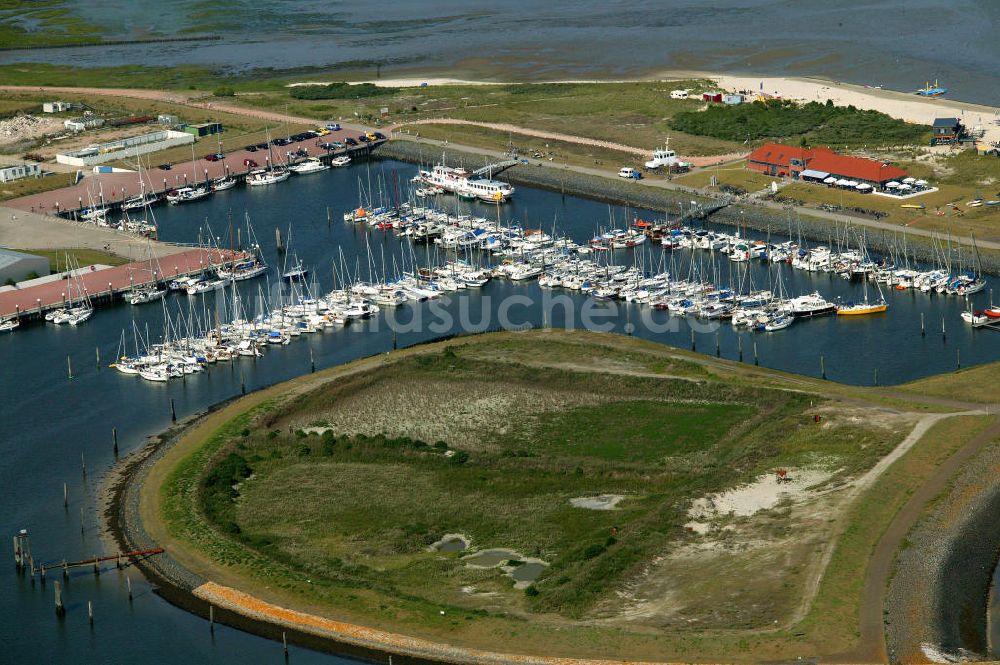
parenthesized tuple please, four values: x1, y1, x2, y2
(0, 247, 248, 321)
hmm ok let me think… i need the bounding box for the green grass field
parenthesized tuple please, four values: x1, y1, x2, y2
(170, 341, 909, 635)
(12, 247, 128, 271)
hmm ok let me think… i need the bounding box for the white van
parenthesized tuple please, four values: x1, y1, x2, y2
(618, 167, 640, 179)
(670, 89, 690, 100)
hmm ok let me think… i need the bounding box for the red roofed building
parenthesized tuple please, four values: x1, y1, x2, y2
(746, 142, 908, 187)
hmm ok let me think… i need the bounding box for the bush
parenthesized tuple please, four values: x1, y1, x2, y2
(670, 99, 929, 146)
(582, 543, 606, 560)
(289, 81, 397, 100)
(450, 450, 470, 465)
(213, 87, 235, 97)
(524, 585, 540, 596)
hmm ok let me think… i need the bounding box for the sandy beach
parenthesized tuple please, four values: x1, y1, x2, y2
(349, 72, 1000, 147)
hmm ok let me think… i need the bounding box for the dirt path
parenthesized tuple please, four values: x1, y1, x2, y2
(833, 415, 1000, 663)
(386, 118, 747, 167)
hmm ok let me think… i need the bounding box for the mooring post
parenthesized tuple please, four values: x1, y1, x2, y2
(81, 452, 86, 477)
(820, 355, 826, 379)
(80, 507, 84, 535)
(241, 374, 246, 395)
(753, 340, 758, 366)
(715, 332, 720, 357)
(170, 398, 177, 422)
(690, 328, 696, 351)
(54, 581, 65, 617)
(326, 206, 331, 227)
(93, 555, 99, 576)
(40, 564, 46, 584)
(310, 348, 315, 373)
(941, 316, 946, 341)
(63, 483, 68, 509)
(113, 427, 118, 457)
(957, 348, 961, 369)
(738, 335, 743, 362)
(920, 312, 925, 336)
(126, 575, 132, 601)
(62, 560, 68, 580)
(874, 368, 879, 386)
(88, 600, 93, 625)
(283, 631, 288, 656)
(95, 346, 100, 370)
(67, 355, 73, 381)
(209, 604, 214, 633)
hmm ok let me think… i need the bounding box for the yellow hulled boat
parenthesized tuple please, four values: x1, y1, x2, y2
(836, 300, 888, 316)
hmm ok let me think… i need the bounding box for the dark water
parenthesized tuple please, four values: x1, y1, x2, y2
(3, 1, 1000, 105)
(2, 158, 999, 662)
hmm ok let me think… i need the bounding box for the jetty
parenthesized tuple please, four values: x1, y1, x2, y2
(0, 247, 247, 322)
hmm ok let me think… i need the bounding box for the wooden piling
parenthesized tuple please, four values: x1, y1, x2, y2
(820, 355, 826, 379)
(283, 631, 288, 656)
(95, 346, 100, 369)
(113, 427, 118, 457)
(874, 368, 879, 386)
(170, 398, 177, 422)
(63, 483, 68, 508)
(920, 312, 925, 336)
(957, 348, 961, 369)
(40, 564, 46, 584)
(126, 575, 132, 600)
(690, 329, 695, 351)
(715, 332, 720, 357)
(738, 336, 743, 362)
(93, 555, 99, 576)
(54, 581, 65, 617)
(942, 316, 946, 340)
(241, 374, 246, 395)
(209, 604, 214, 632)
(310, 348, 315, 373)
(88, 600, 93, 625)
(753, 340, 758, 366)
(63, 560, 68, 579)
(81, 452, 86, 476)
(67, 355, 73, 380)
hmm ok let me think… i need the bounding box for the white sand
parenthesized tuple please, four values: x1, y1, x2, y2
(569, 494, 624, 510)
(336, 72, 1000, 147)
(688, 468, 833, 520)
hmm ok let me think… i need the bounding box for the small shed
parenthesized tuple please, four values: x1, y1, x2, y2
(43, 101, 71, 113)
(931, 118, 962, 145)
(64, 117, 104, 132)
(183, 122, 223, 137)
(158, 114, 179, 125)
(0, 162, 41, 182)
(723, 93, 744, 105)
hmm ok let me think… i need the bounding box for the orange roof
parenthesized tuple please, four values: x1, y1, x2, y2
(747, 142, 813, 167)
(807, 151, 908, 183)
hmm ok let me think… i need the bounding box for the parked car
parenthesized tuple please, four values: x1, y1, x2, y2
(243, 158, 258, 168)
(365, 132, 378, 141)
(326, 123, 341, 131)
(157, 163, 172, 170)
(357, 135, 370, 143)
(255, 142, 269, 150)
(373, 131, 386, 140)
(344, 138, 358, 146)
(245, 145, 258, 152)
(204, 153, 222, 162)
(618, 167, 642, 179)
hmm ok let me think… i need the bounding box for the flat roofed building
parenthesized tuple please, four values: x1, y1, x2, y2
(0, 163, 41, 183)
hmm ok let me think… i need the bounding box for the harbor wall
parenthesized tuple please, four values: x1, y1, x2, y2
(378, 140, 1000, 275)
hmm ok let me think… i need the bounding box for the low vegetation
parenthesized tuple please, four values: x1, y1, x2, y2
(156, 334, 922, 662)
(289, 81, 399, 100)
(671, 99, 930, 147)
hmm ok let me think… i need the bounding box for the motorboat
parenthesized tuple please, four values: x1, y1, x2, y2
(166, 186, 211, 204)
(290, 157, 330, 175)
(246, 167, 290, 186)
(129, 287, 167, 305)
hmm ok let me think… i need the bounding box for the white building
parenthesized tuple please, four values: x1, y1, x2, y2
(43, 101, 71, 113)
(0, 162, 41, 183)
(55, 129, 194, 166)
(64, 117, 105, 132)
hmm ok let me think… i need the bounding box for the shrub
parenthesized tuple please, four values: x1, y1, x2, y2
(450, 450, 470, 465)
(289, 81, 397, 100)
(213, 87, 235, 97)
(524, 585, 540, 596)
(582, 543, 606, 560)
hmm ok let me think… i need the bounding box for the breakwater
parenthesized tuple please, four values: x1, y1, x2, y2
(379, 140, 1000, 275)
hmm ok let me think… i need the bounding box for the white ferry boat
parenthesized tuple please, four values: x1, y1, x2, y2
(418, 163, 514, 203)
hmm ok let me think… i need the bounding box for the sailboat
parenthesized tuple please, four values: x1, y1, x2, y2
(281, 225, 309, 281)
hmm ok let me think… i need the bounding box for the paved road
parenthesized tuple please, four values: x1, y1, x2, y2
(0, 207, 189, 259)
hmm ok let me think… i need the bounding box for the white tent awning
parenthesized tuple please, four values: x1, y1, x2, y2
(823, 176, 837, 184)
(800, 169, 830, 179)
